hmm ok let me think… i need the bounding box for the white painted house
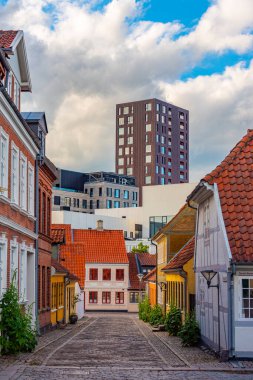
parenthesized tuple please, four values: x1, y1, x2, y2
(188, 129, 253, 360)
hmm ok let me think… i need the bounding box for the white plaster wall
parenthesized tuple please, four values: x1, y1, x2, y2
(75, 283, 84, 319)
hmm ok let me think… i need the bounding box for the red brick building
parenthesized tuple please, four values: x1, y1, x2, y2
(0, 31, 39, 319)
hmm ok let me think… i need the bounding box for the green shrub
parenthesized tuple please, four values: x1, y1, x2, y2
(178, 312, 200, 346)
(149, 304, 164, 326)
(138, 296, 151, 322)
(0, 274, 37, 355)
(164, 305, 182, 335)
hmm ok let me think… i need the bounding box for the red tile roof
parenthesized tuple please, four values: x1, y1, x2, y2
(162, 237, 195, 271)
(59, 244, 86, 288)
(138, 253, 156, 267)
(51, 228, 65, 244)
(74, 229, 128, 264)
(51, 258, 68, 274)
(143, 268, 156, 282)
(127, 252, 145, 290)
(0, 30, 18, 49)
(203, 129, 253, 263)
(52, 224, 72, 243)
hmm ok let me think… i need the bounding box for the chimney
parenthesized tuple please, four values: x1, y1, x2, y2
(96, 219, 104, 231)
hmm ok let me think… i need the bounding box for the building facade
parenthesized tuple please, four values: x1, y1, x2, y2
(53, 169, 139, 213)
(0, 31, 39, 320)
(115, 99, 189, 200)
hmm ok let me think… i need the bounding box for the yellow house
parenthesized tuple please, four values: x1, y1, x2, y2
(143, 268, 156, 306)
(152, 204, 196, 312)
(161, 236, 195, 319)
(51, 259, 79, 326)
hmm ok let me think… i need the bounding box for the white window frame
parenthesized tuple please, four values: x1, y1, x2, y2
(19, 244, 27, 302)
(239, 277, 253, 320)
(28, 163, 34, 216)
(11, 142, 19, 205)
(0, 234, 8, 298)
(10, 239, 19, 287)
(19, 153, 27, 211)
(0, 127, 9, 198)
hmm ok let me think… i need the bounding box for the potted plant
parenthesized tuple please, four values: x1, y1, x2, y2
(69, 313, 78, 324)
(69, 294, 81, 324)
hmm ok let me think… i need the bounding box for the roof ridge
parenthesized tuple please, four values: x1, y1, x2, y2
(203, 129, 253, 184)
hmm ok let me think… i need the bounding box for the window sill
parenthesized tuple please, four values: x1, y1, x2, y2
(20, 208, 29, 217)
(0, 194, 10, 204)
(10, 202, 20, 211)
(28, 214, 36, 221)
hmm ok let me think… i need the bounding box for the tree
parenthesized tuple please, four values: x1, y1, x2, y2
(132, 242, 149, 253)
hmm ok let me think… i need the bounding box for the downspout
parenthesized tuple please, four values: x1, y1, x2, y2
(179, 270, 187, 318)
(228, 262, 236, 358)
(150, 239, 158, 305)
(35, 154, 40, 335)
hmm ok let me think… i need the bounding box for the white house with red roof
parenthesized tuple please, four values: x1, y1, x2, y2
(187, 129, 253, 360)
(77, 221, 129, 311)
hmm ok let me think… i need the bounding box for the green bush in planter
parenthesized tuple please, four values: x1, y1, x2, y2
(149, 304, 164, 326)
(164, 304, 182, 335)
(178, 312, 200, 346)
(138, 296, 151, 322)
(0, 273, 37, 355)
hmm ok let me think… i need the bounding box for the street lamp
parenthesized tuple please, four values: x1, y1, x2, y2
(137, 273, 144, 303)
(201, 269, 220, 355)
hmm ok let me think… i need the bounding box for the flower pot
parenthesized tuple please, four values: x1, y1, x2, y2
(69, 314, 78, 324)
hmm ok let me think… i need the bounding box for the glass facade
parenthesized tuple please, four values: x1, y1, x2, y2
(149, 215, 173, 238)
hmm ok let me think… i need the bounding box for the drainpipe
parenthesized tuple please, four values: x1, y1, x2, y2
(150, 239, 158, 305)
(179, 270, 187, 317)
(35, 154, 40, 335)
(229, 263, 236, 358)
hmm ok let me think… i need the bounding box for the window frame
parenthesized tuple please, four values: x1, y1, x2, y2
(103, 268, 111, 281)
(116, 269, 124, 281)
(115, 291, 124, 304)
(102, 291, 111, 304)
(89, 291, 98, 304)
(89, 268, 98, 281)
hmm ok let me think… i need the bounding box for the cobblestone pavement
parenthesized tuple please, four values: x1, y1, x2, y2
(1, 313, 253, 380)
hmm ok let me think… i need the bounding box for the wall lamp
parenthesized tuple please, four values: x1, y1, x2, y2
(201, 270, 219, 288)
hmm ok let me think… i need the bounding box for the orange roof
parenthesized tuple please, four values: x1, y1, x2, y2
(51, 258, 79, 282)
(59, 244, 86, 288)
(202, 129, 253, 263)
(52, 224, 72, 243)
(127, 252, 145, 290)
(138, 253, 156, 267)
(162, 237, 195, 271)
(74, 229, 128, 264)
(143, 268, 156, 282)
(51, 228, 65, 244)
(0, 30, 18, 48)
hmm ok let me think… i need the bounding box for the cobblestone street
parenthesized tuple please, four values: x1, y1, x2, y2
(1, 313, 253, 379)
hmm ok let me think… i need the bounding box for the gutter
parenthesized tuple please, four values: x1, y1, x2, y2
(35, 154, 40, 335)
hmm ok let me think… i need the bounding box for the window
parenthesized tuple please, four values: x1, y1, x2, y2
(168, 169, 172, 176)
(149, 216, 171, 237)
(130, 292, 140, 303)
(156, 134, 159, 143)
(161, 115, 165, 123)
(10, 245, 18, 286)
(168, 149, 172, 157)
(114, 189, 120, 198)
(90, 200, 93, 209)
(54, 195, 61, 206)
(102, 292, 111, 304)
(145, 155, 151, 163)
(99, 187, 102, 196)
(82, 199, 87, 208)
(116, 269, 124, 281)
(160, 177, 165, 185)
(180, 173, 184, 179)
(180, 163, 184, 170)
(119, 117, 124, 125)
(123, 190, 129, 199)
(180, 123, 184, 130)
(156, 114, 159, 122)
(132, 192, 138, 201)
(145, 124, 151, 132)
(168, 108, 172, 116)
(0, 241, 7, 298)
(123, 202, 129, 207)
(0, 129, 9, 197)
(179, 111, 184, 120)
(145, 103, 151, 111)
(106, 187, 112, 197)
(146, 145, 151, 153)
(123, 106, 129, 114)
(168, 128, 171, 136)
(73, 198, 77, 207)
(161, 136, 165, 144)
(20, 154, 27, 210)
(119, 138, 124, 146)
(47, 197, 51, 236)
(19, 248, 27, 301)
(125, 147, 129, 155)
(160, 146, 165, 154)
(103, 269, 111, 281)
(127, 116, 133, 124)
(89, 268, 98, 280)
(127, 167, 133, 175)
(145, 114, 148, 122)
(161, 167, 165, 175)
(96, 200, 100, 208)
(127, 136, 133, 144)
(119, 127, 124, 136)
(241, 279, 253, 318)
(180, 152, 184, 159)
(168, 138, 171, 146)
(118, 148, 123, 156)
(106, 199, 112, 208)
(168, 118, 172, 125)
(114, 201, 120, 208)
(156, 165, 159, 174)
(162, 105, 166, 113)
(145, 176, 151, 184)
(118, 158, 124, 166)
(180, 132, 184, 139)
(156, 103, 160, 112)
(115, 291, 124, 304)
(42, 266, 46, 308)
(11, 144, 19, 204)
(168, 159, 172, 166)
(90, 188, 93, 197)
(89, 291, 98, 304)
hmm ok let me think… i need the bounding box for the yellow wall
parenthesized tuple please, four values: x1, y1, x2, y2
(51, 274, 65, 326)
(149, 283, 156, 306)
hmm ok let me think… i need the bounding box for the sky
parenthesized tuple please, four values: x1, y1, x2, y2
(0, 0, 253, 181)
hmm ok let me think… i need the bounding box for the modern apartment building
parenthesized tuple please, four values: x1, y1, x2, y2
(53, 169, 139, 213)
(115, 98, 189, 196)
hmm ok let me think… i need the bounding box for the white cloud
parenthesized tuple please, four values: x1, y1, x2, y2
(0, 0, 253, 182)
